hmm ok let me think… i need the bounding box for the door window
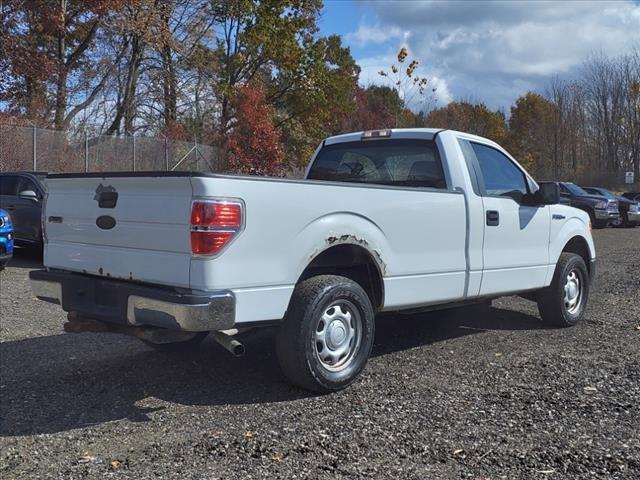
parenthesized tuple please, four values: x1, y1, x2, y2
(16, 177, 38, 196)
(470, 143, 528, 202)
(0, 176, 19, 196)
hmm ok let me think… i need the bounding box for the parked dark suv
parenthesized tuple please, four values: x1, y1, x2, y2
(554, 182, 618, 229)
(0, 172, 47, 248)
(582, 186, 639, 228)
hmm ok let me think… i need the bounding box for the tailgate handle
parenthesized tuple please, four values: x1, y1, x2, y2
(98, 191, 118, 208)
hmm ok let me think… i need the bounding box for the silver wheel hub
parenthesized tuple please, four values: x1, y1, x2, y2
(563, 270, 582, 314)
(314, 301, 362, 371)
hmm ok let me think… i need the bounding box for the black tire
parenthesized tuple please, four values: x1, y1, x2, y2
(276, 275, 375, 393)
(593, 219, 608, 229)
(584, 208, 606, 229)
(141, 332, 208, 351)
(537, 253, 590, 327)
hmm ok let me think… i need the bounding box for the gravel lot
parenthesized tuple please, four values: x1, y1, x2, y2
(1, 228, 639, 479)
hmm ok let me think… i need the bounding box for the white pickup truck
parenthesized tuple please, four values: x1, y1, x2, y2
(30, 128, 596, 392)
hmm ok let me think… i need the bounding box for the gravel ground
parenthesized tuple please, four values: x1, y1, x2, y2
(1, 228, 639, 479)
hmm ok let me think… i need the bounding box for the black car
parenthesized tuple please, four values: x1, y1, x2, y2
(555, 182, 619, 229)
(0, 172, 47, 248)
(583, 187, 639, 228)
(622, 191, 640, 202)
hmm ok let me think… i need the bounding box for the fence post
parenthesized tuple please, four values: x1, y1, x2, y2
(132, 135, 136, 172)
(32, 125, 37, 171)
(194, 137, 198, 171)
(84, 130, 89, 172)
(164, 137, 169, 171)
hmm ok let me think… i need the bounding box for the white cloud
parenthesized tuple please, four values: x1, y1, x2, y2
(349, 0, 640, 109)
(345, 23, 407, 47)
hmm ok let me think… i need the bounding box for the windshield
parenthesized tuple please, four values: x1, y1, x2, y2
(564, 183, 591, 196)
(307, 139, 447, 189)
(593, 188, 615, 199)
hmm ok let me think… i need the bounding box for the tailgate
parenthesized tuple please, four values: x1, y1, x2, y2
(44, 174, 194, 288)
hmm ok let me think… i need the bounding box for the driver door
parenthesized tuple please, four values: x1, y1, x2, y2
(11, 176, 43, 243)
(467, 142, 551, 296)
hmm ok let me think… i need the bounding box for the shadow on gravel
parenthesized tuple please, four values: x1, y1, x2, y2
(0, 305, 546, 437)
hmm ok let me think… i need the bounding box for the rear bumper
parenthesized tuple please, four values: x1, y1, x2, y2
(29, 269, 235, 331)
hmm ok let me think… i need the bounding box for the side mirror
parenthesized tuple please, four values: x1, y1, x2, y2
(18, 190, 39, 201)
(534, 182, 559, 205)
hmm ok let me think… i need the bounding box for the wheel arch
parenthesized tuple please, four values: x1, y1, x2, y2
(291, 212, 390, 310)
(561, 235, 593, 274)
(297, 243, 385, 310)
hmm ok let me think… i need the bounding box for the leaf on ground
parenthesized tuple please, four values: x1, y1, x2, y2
(244, 431, 256, 439)
(110, 460, 122, 470)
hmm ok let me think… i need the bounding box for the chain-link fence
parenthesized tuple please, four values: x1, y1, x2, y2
(0, 124, 220, 174)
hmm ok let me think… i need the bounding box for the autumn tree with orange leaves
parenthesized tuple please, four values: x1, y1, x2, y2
(226, 83, 284, 176)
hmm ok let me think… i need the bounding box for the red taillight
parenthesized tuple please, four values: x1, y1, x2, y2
(190, 200, 243, 255)
(190, 201, 242, 228)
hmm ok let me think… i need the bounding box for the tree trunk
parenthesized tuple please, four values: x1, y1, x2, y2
(106, 36, 143, 136)
(53, 0, 68, 130)
(162, 43, 177, 129)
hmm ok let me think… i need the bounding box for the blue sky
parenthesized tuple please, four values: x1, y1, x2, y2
(319, 0, 640, 112)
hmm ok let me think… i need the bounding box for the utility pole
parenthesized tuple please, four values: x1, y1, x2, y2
(32, 125, 37, 171)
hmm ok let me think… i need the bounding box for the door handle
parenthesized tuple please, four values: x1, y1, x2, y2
(486, 210, 500, 226)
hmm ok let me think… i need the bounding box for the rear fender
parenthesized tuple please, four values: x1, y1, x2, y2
(294, 212, 389, 279)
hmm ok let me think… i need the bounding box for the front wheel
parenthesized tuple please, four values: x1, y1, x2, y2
(276, 275, 375, 393)
(537, 253, 590, 327)
(593, 219, 608, 229)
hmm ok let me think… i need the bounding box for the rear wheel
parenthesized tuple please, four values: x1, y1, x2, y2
(276, 275, 375, 393)
(537, 253, 589, 327)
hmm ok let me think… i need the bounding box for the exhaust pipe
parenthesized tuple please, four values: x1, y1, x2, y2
(211, 331, 245, 357)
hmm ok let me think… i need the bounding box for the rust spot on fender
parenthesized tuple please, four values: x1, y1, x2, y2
(372, 250, 386, 275)
(325, 234, 386, 275)
(327, 234, 369, 247)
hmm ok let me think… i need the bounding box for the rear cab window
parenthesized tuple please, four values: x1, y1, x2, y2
(307, 139, 448, 189)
